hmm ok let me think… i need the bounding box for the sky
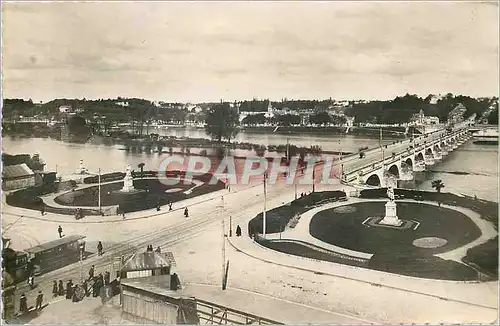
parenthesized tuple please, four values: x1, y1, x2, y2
(1, 1, 498, 103)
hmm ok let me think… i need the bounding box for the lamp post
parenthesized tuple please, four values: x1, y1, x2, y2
(220, 196, 226, 290)
(87, 168, 102, 215)
(79, 242, 84, 283)
(263, 172, 267, 238)
(98, 168, 101, 214)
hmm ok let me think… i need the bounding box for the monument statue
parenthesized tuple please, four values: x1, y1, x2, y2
(386, 186, 395, 201)
(120, 164, 135, 192)
(380, 185, 401, 226)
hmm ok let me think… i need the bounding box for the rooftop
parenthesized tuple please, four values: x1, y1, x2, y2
(2, 163, 34, 179)
(25, 235, 86, 255)
(122, 251, 176, 272)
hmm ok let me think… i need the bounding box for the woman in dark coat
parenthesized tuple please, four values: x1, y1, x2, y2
(66, 280, 73, 299)
(52, 281, 58, 297)
(58, 280, 65, 296)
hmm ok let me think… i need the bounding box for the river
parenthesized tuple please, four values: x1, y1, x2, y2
(3, 128, 498, 202)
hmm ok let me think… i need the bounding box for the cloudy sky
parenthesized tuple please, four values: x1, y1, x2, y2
(2, 1, 498, 102)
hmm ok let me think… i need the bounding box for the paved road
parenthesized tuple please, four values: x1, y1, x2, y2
(9, 176, 308, 317)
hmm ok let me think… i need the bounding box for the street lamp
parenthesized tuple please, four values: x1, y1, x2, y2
(79, 242, 85, 283)
(263, 172, 267, 238)
(87, 168, 102, 214)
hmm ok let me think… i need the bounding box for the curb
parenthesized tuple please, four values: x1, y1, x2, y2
(226, 231, 497, 311)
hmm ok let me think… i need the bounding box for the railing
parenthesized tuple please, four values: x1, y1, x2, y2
(343, 129, 466, 178)
(194, 298, 283, 325)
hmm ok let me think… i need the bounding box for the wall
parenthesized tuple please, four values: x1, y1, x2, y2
(2, 176, 36, 191)
(122, 288, 179, 324)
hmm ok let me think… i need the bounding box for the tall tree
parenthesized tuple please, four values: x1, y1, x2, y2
(431, 179, 445, 193)
(205, 103, 240, 143)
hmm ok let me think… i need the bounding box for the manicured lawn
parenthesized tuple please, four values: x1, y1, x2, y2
(54, 178, 224, 212)
(260, 239, 478, 281)
(309, 201, 481, 256)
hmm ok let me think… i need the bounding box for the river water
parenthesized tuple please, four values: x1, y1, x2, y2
(3, 128, 498, 202)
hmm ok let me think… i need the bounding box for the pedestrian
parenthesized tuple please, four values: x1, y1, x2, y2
(52, 280, 58, 297)
(97, 241, 103, 256)
(236, 225, 242, 237)
(156, 204, 161, 212)
(58, 280, 64, 296)
(168, 202, 173, 211)
(122, 212, 125, 219)
(66, 280, 73, 299)
(184, 207, 189, 218)
(36, 290, 43, 310)
(92, 279, 99, 297)
(19, 293, 28, 314)
(57, 225, 63, 238)
(155, 246, 161, 253)
(72, 285, 79, 302)
(88, 265, 95, 280)
(104, 271, 110, 285)
(83, 279, 89, 297)
(27, 274, 34, 289)
(40, 207, 45, 216)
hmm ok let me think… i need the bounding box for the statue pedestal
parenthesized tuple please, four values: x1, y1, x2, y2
(380, 201, 402, 226)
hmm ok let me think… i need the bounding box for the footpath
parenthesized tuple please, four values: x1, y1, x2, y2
(227, 199, 498, 311)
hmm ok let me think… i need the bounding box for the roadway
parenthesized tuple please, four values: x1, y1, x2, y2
(333, 128, 456, 176)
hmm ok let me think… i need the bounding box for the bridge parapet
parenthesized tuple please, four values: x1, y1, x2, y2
(342, 128, 467, 185)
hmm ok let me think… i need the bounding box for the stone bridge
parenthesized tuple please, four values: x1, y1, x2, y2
(339, 127, 471, 188)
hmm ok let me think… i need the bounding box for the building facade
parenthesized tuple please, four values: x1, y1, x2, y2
(2, 163, 36, 191)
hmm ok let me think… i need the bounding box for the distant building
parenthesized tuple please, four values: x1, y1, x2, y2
(2, 163, 36, 191)
(345, 116, 355, 127)
(116, 101, 129, 107)
(58, 105, 72, 113)
(410, 109, 439, 125)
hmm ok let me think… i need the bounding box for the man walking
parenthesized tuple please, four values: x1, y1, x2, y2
(19, 293, 28, 314)
(35, 290, 44, 310)
(57, 225, 63, 238)
(88, 265, 95, 280)
(97, 241, 103, 256)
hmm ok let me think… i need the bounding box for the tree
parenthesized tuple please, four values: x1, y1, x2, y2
(205, 103, 239, 143)
(310, 112, 332, 126)
(138, 163, 145, 178)
(487, 108, 498, 125)
(431, 179, 445, 193)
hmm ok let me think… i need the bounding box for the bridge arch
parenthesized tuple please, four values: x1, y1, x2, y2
(405, 157, 413, 167)
(365, 174, 381, 186)
(388, 164, 400, 178)
(425, 148, 433, 156)
(433, 144, 440, 152)
(415, 152, 424, 161)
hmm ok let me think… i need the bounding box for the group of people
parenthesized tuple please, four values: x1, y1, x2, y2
(19, 291, 44, 314)
(146, 245, 162, 253)
(75, 208, 85, 220)
(49, 265, 113, 304)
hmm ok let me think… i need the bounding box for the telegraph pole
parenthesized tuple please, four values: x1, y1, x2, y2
(79, 242, 84, 283)
(312, 163, 316, 193)
(221, 196, 226, 290)
(263, 172, 267, 238)
(98, 168, 102, 214)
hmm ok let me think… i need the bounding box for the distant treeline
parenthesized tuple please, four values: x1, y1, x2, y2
(3, 94, 498, 125)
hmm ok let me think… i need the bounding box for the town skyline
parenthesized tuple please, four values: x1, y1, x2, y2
(2, 1, 498, 103)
